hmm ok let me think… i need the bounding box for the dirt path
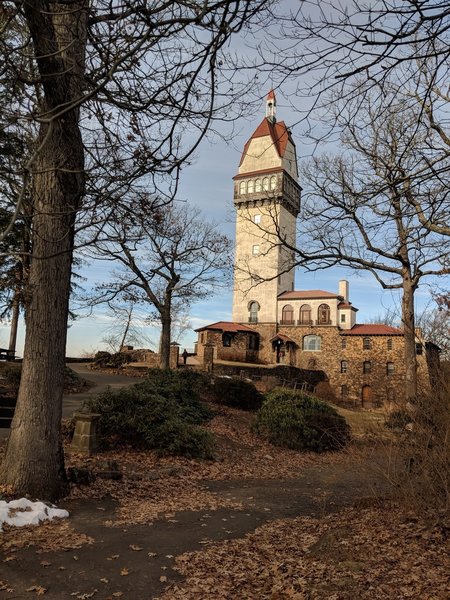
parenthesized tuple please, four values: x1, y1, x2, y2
(0, 459, 390, 600)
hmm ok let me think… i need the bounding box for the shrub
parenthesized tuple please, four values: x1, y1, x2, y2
(83, 369, 214, 458)
(2, 364, 22, 389)
(385, 409, 412, 430)
(211, 376, 263, 411)
(255, 388, 351, 452)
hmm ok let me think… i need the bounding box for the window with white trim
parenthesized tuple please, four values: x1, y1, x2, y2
(252, 244, 260, 255)
(303, 335, 322, 351)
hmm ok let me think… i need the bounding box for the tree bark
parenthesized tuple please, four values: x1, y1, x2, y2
(8, 289, 20, 355)
(160, 304, 172, 370)
(0, 2, 87, 500)
(401, 270, 418, 404)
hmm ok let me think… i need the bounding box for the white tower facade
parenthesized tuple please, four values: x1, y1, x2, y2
(232, 91, 301, 324)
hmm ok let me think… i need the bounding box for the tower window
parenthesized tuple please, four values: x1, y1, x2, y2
(386, 362, 394, 376)
(270, 176, 277, 190)
(248, 301, 259, 324)
(340, 360, 348, 373)
(387, 338, 393, 350)
(252, 244, 260, 255)
(341, 338, 347, 349)
(363, 361, 371, 374)
(247, 179, 254, 193)
(341, 314, 346, 323)
(239, 181, 246, 195)
(253, 214, 261, 224)
(262, 177, 269, 191)
(318, 304, 331, 325)
(303, 335, 322, 351)
(281, 304, 294, 325)
(255, 179, 261, 192)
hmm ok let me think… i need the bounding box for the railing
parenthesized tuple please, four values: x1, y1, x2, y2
(280, 319, 295, 325)
(297, 319, 313, 326)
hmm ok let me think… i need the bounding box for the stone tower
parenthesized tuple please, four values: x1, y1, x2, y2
(232, 90, 301, 324)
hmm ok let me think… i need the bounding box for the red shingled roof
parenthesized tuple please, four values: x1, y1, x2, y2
(278, 290, 340, 300)
(238, 118, 294, 166)
(338, 302, 358, 311)
(195, 321, 257, 334)
(341, 324, 403, 336)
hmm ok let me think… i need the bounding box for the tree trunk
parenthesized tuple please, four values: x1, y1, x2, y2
(0, 2, 87, 500)
(159, 306, 172, 370)
(401, 270, 417, 404)
(8, 290, 20, 355)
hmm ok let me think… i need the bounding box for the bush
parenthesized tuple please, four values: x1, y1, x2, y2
(94, 351, 133, 368)
(2, 364, 22, 389)
(385, 409, 412, 430)
(83, 369, 214, 458)
(211, 376, 263, 411)
(255, 388, 351, 452)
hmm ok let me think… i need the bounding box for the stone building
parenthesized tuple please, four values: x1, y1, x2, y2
(195, 91, 437, 408)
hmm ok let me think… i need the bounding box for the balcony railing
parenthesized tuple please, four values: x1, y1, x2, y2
(280, 319, 295, 325)
(297, 319, 313, 326)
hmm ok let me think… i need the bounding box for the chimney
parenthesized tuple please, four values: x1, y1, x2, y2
(339, 280, 349, 303)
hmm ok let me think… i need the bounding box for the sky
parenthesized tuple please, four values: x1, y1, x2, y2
(1, 90, 436, 357)
(0, 2, 442, 356)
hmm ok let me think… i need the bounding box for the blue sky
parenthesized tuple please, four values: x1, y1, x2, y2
(0, 95, 439, 356)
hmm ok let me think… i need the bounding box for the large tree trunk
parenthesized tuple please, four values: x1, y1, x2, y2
(401, 269, 417, 404)
(159, 305, 172, 370)
(0, 2, 87, 500)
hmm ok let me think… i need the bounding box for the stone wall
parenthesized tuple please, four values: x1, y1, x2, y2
(196, 323, 436, 409)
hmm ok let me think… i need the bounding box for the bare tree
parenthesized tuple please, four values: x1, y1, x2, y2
(85, 203, 232, 369)
(0, 0, 271, 499)
(100, 300, 153, 353)
(296, 91, 450, 402)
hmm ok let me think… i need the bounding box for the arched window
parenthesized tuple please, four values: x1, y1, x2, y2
(262, 177, 269, 191)
(387, 338, 393, 350)
(247, 179, 254, 193)
(318, 303, 331, 325)
(248, 301, 259, 324)
(270, 176, 277, 190)
(222, 333, 232, 347)
(255, 179, 261, 192)
(299, 304, 312, 324)
(239, 181, 246, 195)
(281, 304, 294, 324)
(303, 335, 322, 351)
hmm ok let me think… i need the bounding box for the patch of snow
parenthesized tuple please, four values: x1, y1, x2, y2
(0, 498, 69, 531)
